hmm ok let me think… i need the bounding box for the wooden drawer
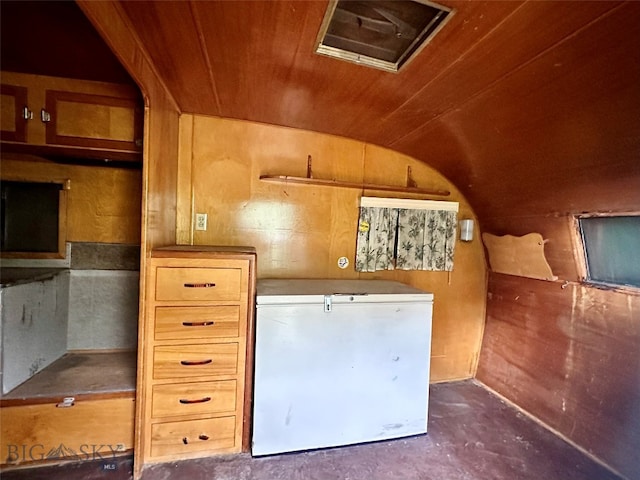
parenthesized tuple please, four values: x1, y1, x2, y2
(154, 306, 240, 341)
(153, 344, 238, 379)
(155, 268, 242, 301)
(150, 416, 236, 458)
(151, 380, 236, 418)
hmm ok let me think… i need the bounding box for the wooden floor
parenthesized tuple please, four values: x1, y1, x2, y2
(1, 380, 621, 480)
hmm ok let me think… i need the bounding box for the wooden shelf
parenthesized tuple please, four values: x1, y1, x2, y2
(259, 175, 450, 197)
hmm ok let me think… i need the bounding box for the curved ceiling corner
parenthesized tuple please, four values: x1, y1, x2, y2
(80, 0, 640, 228)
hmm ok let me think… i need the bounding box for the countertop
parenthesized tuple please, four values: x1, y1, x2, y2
(0, 268, 67, 288)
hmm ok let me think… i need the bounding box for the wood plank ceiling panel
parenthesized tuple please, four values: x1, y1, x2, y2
(376, 1, 623, 146)
(119, 0, 219, 115)
(1, 1, 134, 85)
(192, 0, 392, 135)
(116, 1, 522, 143)
(343, 0, 523, 142)
(393, 2, 640, 221)
(189, 0, 317, 122)
(115, 0, 639, 224)
(258, 1, 521, 141)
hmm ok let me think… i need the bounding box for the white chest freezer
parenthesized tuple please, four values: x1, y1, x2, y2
(252, 279, 433, 456)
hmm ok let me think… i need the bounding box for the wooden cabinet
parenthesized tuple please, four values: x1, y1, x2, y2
(0, 71, 142, 162)
(1, 396, 135, 466)
(135, 246, 256, 478)
(1, 84, 29, 143)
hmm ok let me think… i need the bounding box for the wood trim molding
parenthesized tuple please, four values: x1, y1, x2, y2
(260, 174, 451, 197)
(76, 0, 180, 113)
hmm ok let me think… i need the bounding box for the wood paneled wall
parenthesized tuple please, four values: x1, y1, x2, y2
(477, 274, 640, 479)
(177, 115, 487, 382)
(77, 4, 182, 478)
(77, 0, 180, 254)
(1, 155, 141, 244)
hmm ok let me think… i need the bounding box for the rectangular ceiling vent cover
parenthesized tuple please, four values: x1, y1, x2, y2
(315, 0, 453, 73)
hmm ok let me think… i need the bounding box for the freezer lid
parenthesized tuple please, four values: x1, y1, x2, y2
(256, 279, 433, 305)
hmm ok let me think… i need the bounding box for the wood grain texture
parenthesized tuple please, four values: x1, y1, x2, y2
(0, 351, 136, 406)
(155, 268, 242, 302)
(109, 0, 639, 229)
(150, 416, 236, 459)
(2, 71, 142, 154)
(477, 273, 640, 480)
(77, 0, 181, 250)
(153, 344, 239, 379)
(377, 1, 622, 145)
(259, 175, 450, 196)
(1, 1, 134, 85)
(179, 115, 487, 383)
(66, 3, 640, 477)
(77, 4, 182, 479)
(154, 306, 240, 341)
(118, 0, 220, 116)
(394, 2, 640, 224)
(137, 250, 255, 476)
(481, 215, 581, 282)
(151, 380, 236, 418)
(1, 397, 135, 466)
(0, 85, 28, 142)
(482, 232, 556, 281)
(0, 156, 141, 244)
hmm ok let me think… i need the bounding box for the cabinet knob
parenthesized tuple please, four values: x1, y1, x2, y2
(22, 106, 33, 120)
(41, 109, 51, 123)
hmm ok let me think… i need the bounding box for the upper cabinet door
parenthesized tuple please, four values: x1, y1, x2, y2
(44, 90, 142, 153)
(1, 72, 143, 163)
(1, 84, 29, 143)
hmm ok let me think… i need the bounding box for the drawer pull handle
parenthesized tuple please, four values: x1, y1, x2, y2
(199, 434, 209, 441)
(182, 321, 215, 327)
(183, 437, 189, 444)
(183, 282, 216, 288)
(179, 396, 212, 405)
(180, 359, 213, 366)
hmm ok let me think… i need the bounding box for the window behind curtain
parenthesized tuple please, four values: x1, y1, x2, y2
(355, 197, 458, 272)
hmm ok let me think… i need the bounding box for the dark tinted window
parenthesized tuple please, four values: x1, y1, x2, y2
(579, 216, 640, 288)
(1, 181, 62, 253)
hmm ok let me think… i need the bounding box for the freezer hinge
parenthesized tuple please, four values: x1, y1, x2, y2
(324, 295, 332, 312)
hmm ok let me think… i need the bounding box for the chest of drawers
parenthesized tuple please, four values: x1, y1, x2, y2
(135, 246, 256, 475)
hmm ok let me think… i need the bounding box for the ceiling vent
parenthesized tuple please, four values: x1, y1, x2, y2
(315, 0, 453, 73)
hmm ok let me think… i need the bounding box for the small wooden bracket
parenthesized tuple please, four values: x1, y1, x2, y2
(406, 166, 417, 188)
(307, 155, 313, 179)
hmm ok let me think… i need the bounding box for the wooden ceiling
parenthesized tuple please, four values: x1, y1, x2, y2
(117, 0, 640, 227)
(0, 1, 132, 85)
(4, 1, 640, 231)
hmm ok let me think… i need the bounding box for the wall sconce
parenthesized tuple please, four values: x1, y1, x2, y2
(459, 219, 474, 242)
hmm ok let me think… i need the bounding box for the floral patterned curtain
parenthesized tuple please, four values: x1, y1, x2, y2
(396, 208, 457, 271)
(355, 197, 458, 272)
(355, 206, 399, 272)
